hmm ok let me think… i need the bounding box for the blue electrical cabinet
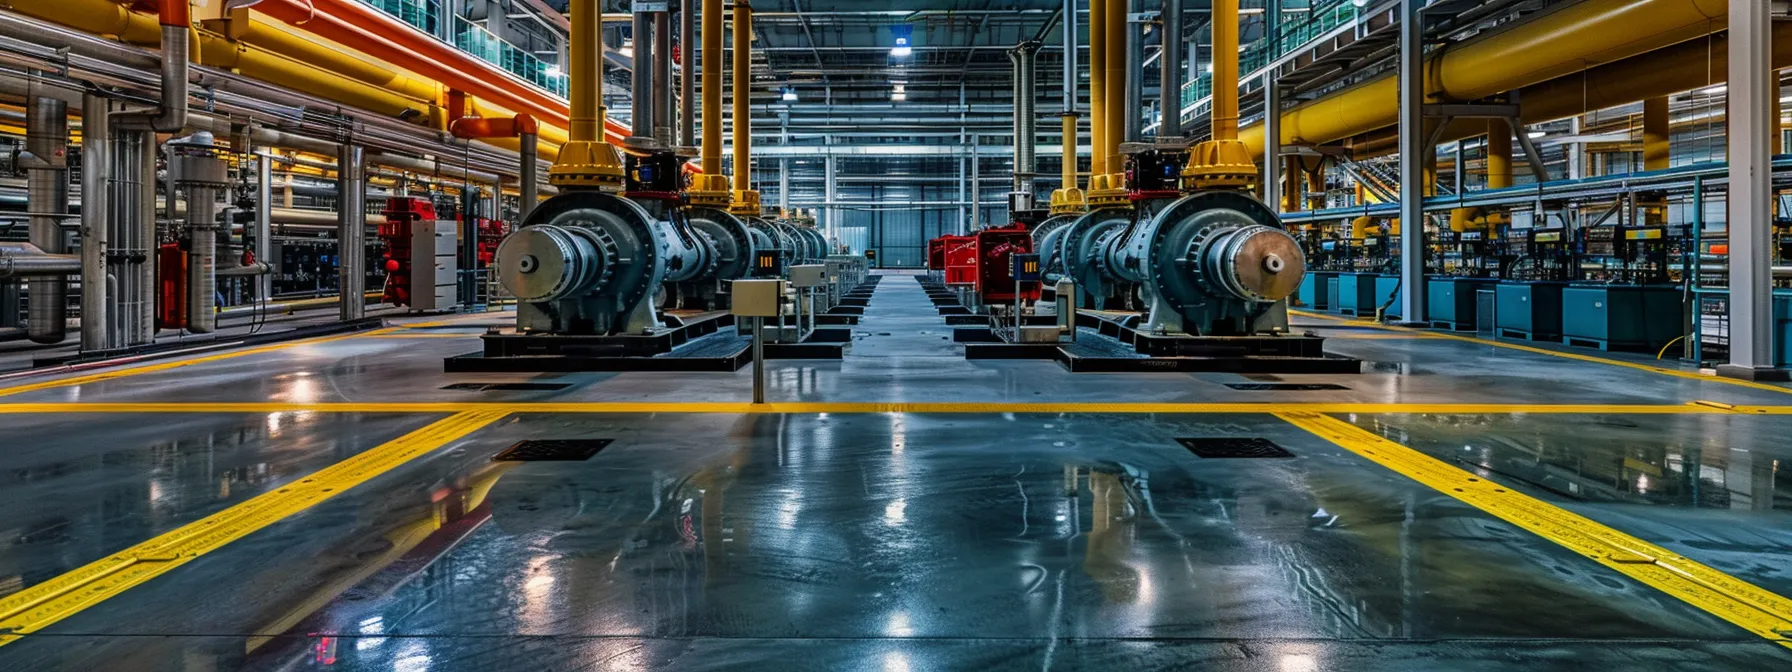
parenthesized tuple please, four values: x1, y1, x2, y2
(1335, 273, 1379, 317)
(1426, 278, 1496, 330)
(1561, 285, 1683, 351)
(1299, 271, 1338, 311)
(1493, 281, 1565, 341)
(1688, 289, 1792, 367)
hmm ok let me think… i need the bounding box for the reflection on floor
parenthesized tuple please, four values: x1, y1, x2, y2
(0, 274, 1786, 671)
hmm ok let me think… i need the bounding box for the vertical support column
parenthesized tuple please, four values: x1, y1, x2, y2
(1103, 0, 1125, 176)
(1395, 0, 1425, 323)
(632, 10, 653, 135)
(681, 0, 697, 147)
(655, 9, 674, 140)
(957, 153, 968, 235)
(81, 93, 110, 351)
(779, 157, 790, 216)
(970, 137, 981, 230)
(824, 154, 837, 243)
(1064, 0, 1078, 117)
(1721, 0, 1779, 378)
(1263, 72, 1281, 213)
(1160, 0, 1182, 138)
(1124, 0, 1142, 143)
(337, 142, 366, 321)
(254, 151, 272, 303)
(1089, 0, 1107, 180)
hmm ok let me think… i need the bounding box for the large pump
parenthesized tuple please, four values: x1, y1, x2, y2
(492, 0, 758, 336)
(1057, 0, 1303, 337)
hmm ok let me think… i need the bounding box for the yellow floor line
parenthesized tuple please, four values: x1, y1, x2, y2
(0, 401, 1786, 415)
(365, 333, 482, 339)
(1278, 411, 1792, 650)
(0, 409, 506, 647)
(1293, 310, 1792, 396)
(0, 327, 402, 399)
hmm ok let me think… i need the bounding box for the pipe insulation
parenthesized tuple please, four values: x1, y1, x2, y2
(24, 95, 70, 344)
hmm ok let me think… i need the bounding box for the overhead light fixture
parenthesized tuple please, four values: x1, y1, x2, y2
(1527, 131, 1547, 139)
(1697, 84, 1727, 96)
(782, 88, 799, 102)
(891, 84, 907, 102)
(891, 36, 912, 58)
(1352, 0, 1371, 6)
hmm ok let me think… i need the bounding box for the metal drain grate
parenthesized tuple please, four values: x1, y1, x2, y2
(442, 382, 572, 392)
(1224, 383, 1349, 391)
(1178, 438, 1295, 459)
(492, 439, 614, 462)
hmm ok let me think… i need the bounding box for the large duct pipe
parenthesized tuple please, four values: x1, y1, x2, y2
(337, 142, 366, 321)
(24, 95, 70, 344)
(1160, 0, 1183, 138)
(81, 92, 110, 351)
(681, 0, 697, 147)
(0, 243, 83, 278)
(119, 0, 190, 133)
(1244, 0, 1729, 154)
(1090, 0, 1107, 179)
(731, 0, 752, 196)
(172, 133, 227, 334)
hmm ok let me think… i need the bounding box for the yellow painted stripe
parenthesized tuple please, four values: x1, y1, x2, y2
(0, 401, 1786, 415)
(1277, 411, 1792, 649)
(365, 333, 483, 339)
(0, 327, 399, 400)
(1293, 309, 1792, 396)
(0, 409, 507, 646)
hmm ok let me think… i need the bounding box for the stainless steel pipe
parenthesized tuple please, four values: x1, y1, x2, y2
(24, 95, 70, 344)
(337, 142, 366, 321)
(80, 92, 110, 350)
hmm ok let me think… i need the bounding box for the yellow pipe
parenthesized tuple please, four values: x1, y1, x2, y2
(1283, 155, 1301, 212)
(224, 17, 442, 108)
(549, 0, 623, 188)
(691, 0, 729, 201)
(1089, 0, 1106, 178)
(1242, 0, 1728, 154)
(1486, 121, 1513, 189)
(1103, 0, 1125, 172)
(1211, 0, 1240, 143)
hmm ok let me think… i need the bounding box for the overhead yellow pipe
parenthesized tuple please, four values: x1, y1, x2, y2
(729, 0, 760, 216)
(691, 0, 730, 204)
(221, 17, 442, 108)
(1242, 0, 1729, 155)
(1089, 0, 1107, 179)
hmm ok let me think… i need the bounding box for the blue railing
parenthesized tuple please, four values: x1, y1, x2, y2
(1181, 0, 1364, 112)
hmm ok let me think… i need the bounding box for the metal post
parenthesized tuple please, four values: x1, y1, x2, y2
(254, 150, 272, 303)
(80, 93, 110, 351)
(519, 131, 540, 220)
(751, 316, 766, 403)
(1063, 0, 1077, 114)
(681, 0, 696, 147)
(824, 154, 837, 244)
(1395, 0, 1425, 324)
(970, 134, 981, 229)
(655, 8, 673, 140)
(632, 10, 652, 133)
(1263, 71, 1281, 213)
(1721, 0, 1778, 378)
(1124, 0, 1143, 142)
(779, 157, 790, 215)
(1160, 0, 1182, 138)
(337, 142, 365, 321)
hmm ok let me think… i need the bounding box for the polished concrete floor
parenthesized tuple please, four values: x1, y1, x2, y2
(0, 273, 1787, 671)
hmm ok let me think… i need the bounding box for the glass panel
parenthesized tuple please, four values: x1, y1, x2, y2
(354, 0, 568, 100)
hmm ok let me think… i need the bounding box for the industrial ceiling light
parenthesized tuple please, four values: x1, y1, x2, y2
(891, 36, 913, 58)
(782, 88, 799, 102)
(891, 84, 907, 102)
(1527, 130, 1547, 139)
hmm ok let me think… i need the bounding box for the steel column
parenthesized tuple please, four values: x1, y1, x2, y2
(1396, 0, 1425, 323)
(255, 151, 273, 304)
(519, 131, 540, 220)
(681, 0, 696, 147)
(632, 10, 653, 134)
(1160, 0, 1182, 138)
(1124, 0, 1142, 143)
(1263, 71, 1281, 213)
(80, 93, 109, 351)
(337, 142, 365, 321)
(970, 133, 981, 229)
(779, 157, 790, 215)
(1722, 0, 1777, 377)
(25, 95, 70, 344)
(654, 8, 673, 139)
(1063, 0, 1077, 114)
(824, 154, 837, 243)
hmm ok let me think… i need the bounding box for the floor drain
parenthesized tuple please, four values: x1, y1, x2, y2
(1224, 383, 1349, 391)
(443, 382, 572, 392)
(1178, 438, 1295, 459)
(493, 439, 614, 462)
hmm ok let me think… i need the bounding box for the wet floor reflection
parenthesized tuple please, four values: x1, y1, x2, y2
(0, 412, 434, 596)
(75, 412, 1763, 672)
